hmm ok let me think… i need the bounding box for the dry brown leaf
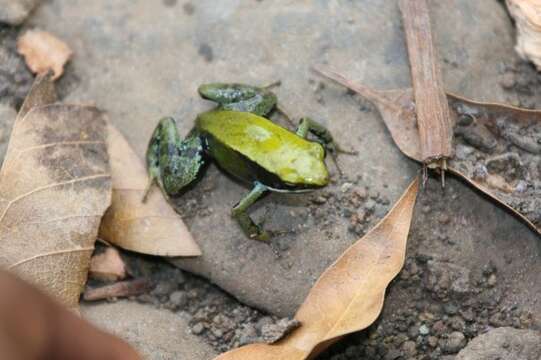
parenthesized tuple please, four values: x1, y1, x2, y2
(315, 65, 541, 233)
(17, 29, 73, 80)
(89, 247, 126, 282)
(0, 76, 111, 309)
(18, 74, 198, 256)
(99, 125, 201, 256)
(214, 179, 419, 360)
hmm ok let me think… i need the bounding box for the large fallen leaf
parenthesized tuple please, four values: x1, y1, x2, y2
(315, 65, 541, 234)
(17, 29, 73, 80)
(214, 179, 419, 360)
(0, 75, 111, 309)
(99, 125, 201, 256)
(15, 74, 199, 256)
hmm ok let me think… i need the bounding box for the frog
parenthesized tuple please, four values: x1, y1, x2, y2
(145, 82, 354, 241)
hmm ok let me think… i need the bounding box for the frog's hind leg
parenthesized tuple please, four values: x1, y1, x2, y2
(232, 182, 270, 242)
(144, 117, 208, 201)
(296, 117, 357, 175)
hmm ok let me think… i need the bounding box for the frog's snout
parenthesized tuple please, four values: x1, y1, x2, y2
(313, 164, 330, 187)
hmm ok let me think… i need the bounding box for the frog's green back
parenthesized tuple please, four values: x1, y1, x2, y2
(196, 110, 329, 187)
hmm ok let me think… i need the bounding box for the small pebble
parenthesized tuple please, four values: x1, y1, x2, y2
(341, 182, 353, 193)
(444, 303, 458, 315)
(440, 331, 466, 354)
(402, 340, 417, 356)
(192, 323, 205, 334)
(169, 290, 187, 308)
(438, 214, 451, 225)
(312, 196, 327, 204)
(354, 187, 368, 199)
(152, 280, 176, 296)
(364, 199, 377, 212)
(428, 336, 439, 347)
(500, 71, 516, 89)
(419, 324, 430, 336)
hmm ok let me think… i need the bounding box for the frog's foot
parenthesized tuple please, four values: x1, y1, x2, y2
(232, 210, 271, 242)
(296, 117, 357, 176)
(232, 182, 270, 242)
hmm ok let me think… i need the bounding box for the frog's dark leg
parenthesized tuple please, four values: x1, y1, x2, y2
(160, 130, 208, 197)
(232, 182, 270, 242)
(296, 117, 357, 175)
(144, 117, 208, 201)
(198, 83, 277, 117)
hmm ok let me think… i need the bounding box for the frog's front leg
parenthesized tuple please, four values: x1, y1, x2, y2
(296, 117, 357, 175)
(232, 182, 270, 242)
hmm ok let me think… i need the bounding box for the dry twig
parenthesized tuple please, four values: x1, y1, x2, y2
(399, 0, 453, 185)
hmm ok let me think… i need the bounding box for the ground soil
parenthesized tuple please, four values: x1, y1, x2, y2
(87, 59, 541, 359)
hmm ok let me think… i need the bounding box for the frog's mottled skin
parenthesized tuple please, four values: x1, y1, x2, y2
(146, 83, 348, 241)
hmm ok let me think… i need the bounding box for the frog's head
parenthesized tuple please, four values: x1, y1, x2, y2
(280, 143, 329, 189)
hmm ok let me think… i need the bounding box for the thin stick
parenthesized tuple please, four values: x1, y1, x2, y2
(399, 0, 453, 186)
(83, 278, 152, 301)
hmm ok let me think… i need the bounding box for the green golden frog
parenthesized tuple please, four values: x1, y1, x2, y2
(146, 83, 353, 241)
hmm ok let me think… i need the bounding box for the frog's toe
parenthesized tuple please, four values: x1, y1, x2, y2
(251, 229, 271, 242)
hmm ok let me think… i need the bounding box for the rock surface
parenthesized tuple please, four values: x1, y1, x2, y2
(82, 300, 216, 360)
(456, 327, 541, 360)
(0, 28, 34, 107)
(0, 104, 16, 161)
(0, 0, 41, 25)
(31, 0, 535, 317)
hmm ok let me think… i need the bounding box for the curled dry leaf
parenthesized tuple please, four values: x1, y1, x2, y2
(214, 179, 419, 360)
(99, 125, 201, 257)
(0, 74, 111, 309)
(315, 65, 541, 233)
(89, 247, 126, 282)
(507, 0, 541, 70)
(17, 29, 72, 80)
